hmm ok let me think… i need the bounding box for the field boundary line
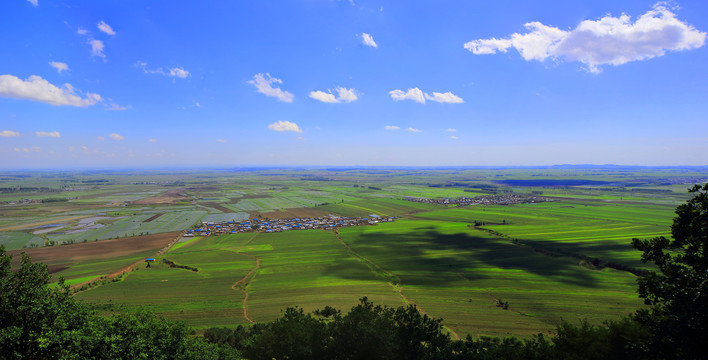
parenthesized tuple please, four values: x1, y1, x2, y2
(331, 229, 459, 339)
(69, 232, 183, 293)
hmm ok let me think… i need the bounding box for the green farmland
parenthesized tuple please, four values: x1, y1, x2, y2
(2, 167, 706, 338)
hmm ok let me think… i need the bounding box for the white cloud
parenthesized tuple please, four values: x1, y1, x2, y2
(389, 88, 425, 103)
(49, 61, 69, 74)
(217, 139, 227, 143)
(464, 4, 706, 73)
(89, 39, 105, 58)
(361, 33, 378, 48)
(97, 21, 116, 35)
(14, 147, 41, 153)
(407, 127, 422, 133)
(450, 135, 459, 140)
(77, 28, 88, 35)
(390, 88, 462, 104)
(1, 130, 20, 137)
(148, 138, 158, 143)
(336, 87, 358, 102)
(309, 87, 359, 103)
(135, 62, 191, 79)
(168, 67, 190, 79)
(96, 136, 105, 140)
(108, 133, 124, 140)
(384, 125, 400, 130)
(309, 91, 338, 103)
(249, 73, 294, 102)
(446, 128, 457, 132)
(268, 120, 302, 133)
(35, 131, 60, 138)
(27, 0, 38, 7)
(0, 75, 102, 107)
(425, 91, 464, 103)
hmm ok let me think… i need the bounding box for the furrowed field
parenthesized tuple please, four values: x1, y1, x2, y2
(1, 167, 705, 337)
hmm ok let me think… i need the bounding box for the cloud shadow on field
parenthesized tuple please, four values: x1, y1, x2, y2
(324, 229, 603, 288)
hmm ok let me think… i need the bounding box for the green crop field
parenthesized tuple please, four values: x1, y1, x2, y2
(3, 167, 706, 338)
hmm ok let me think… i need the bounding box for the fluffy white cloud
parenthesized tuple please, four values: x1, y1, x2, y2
(97, 21, 116, 35)
(148, 138, 158, 143)
(390, 88, 463, 104)
(49, 61, 68, 74)
(425, 91, 464, 103)
(390, 88, 425, 103)
(35, 131, 60, 138)
(384, 125, 400, 130)
(309, 87, 359, 103)
(309, 91, 337, 103)
(109, 133, 124, 140)
(27, 0, 38, 7)
(464, 4, 706, 73)
(77, 28, 88, 35)
(268, 120, 302, 133)
(1, 130, 20, 137)
(0, 75, 102, 107)
(446, 128, 457, 132)
(336, 87, 358, 102)
(89, 39, 105, 58)
(450, 135, 459, 140)
(135, 62, 191, 79)
(361, 33, 378, 48)
(249, 73, 294, 103)
(407, 127, 422, 133)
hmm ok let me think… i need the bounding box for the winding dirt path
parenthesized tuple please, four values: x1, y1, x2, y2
(69, 232, 183, 292)
(231, 233, 261, 323)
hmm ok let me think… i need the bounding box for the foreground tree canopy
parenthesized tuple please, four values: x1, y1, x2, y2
(632, 183, 708, 359)
(1, 183, 706, 359)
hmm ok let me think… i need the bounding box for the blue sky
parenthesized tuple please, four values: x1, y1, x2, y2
(1, 0, 707, 169)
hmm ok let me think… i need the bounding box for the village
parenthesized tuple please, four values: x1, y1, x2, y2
(186, 214, 397, 236)
(403, 193, 553, 207)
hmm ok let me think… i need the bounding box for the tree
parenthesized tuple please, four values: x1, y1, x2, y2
(0, 247, 239, 360)
(0, 248, 91, 359)
(631, 183, 708, 359)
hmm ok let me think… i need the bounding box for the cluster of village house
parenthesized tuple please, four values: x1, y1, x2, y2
(404, 194, 551, 206)
(186, 215, 396, 236)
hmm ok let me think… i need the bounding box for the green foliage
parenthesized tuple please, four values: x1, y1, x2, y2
(242, 297, 451, 360)
(0, 248, 90, 359)
(0, 247, 240, 360)
(632, 183, 708, 359)
(226, 298, 653, 360)
(243, 307, 328, 360)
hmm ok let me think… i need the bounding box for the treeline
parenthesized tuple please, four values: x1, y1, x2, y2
(162, 258, 199, 272)
(202, 299, 650, 360)
(0, 187, 61, 193)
